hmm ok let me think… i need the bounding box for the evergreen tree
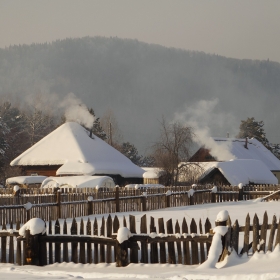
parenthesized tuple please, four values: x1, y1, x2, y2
(120, 142, 142, 165)
(88, 108, 107, 140)
(237, 117, 270, 148)
(119, 141, 155, 167)
(270, 143, 280, 160)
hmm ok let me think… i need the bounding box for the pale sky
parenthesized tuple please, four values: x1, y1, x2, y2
(1, 0, 280, 62)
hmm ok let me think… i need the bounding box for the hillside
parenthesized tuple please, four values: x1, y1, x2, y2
(0, 37, 279, 153)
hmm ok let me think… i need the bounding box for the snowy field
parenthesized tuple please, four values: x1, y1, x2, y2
(1, 199, 280, 280)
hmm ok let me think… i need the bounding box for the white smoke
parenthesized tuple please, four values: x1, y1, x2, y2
(174, 98, 236, 161)
(59, 93, 95, 129)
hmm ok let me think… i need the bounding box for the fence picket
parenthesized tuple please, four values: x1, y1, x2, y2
(158, 217, 166, 264)
(48, 220, 53, 264)
(182, 217, 190, 265)
(166, 219, 176, 264)
(80, 218, 86, 264)
(106, 215, 113, 263)
(54, 220, 61, 263)
(93, 218, 98, 264)
(140, 215, 148, 263)
(243, 214, 250, 255)
(100, 217, 105, 262)
(129, 215, 138, 263)
(175, 220, 182, 264)
(86, 218, 92, 263)
(267, 215, 277, 252)
(71, 218, 78, 263)
(63, 219, 69, 262)
(260, 212, 268, 252)
(232, 220, 239, 254)
(199, 219, 205, 263)
(190, 218, 199, 264)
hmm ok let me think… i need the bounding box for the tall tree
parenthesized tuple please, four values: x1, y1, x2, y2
(0, 101, 27, 183)
(237, 117, 270, 148)
(152, 118, 195, 186)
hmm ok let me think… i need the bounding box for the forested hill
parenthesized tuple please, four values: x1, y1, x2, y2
(0, 37, 279, 153)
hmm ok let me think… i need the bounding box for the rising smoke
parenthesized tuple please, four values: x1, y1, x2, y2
(174, 98, 236, 161)
(59, 92, 95, 129)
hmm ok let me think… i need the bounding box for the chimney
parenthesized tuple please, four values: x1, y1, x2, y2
(244, 137, 248, 149)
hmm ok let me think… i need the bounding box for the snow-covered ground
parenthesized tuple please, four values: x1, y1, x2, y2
(1, 199, 280, 280)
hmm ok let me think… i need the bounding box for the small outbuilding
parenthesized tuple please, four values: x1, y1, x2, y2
(183, 159, 278, 186)
(142, 167, 165, 184)
(41, 175, 115, 191)
(6, 175, 47, 188)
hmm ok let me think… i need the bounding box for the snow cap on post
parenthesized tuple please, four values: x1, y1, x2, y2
(117, 227, 132, 244)
(23, 202, 32, 210)
(211, 186, 218, 193)
(188, 188, 194, 198)
(215, 210, 229, 223)
(19, 218, 46, 237)
(238, 183, 243, 189)
(165, 190, 171, 196)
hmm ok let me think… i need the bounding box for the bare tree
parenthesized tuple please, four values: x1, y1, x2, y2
(23, 94, 57, 146)
(152, 117, 195, 186)
(100, 109, 123, 149)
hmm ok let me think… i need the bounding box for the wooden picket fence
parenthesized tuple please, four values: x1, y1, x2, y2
(0, 211, 279, 266)
(0, 185, 279, 225)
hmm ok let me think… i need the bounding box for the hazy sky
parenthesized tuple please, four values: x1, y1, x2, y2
(1, 0, 280, 62)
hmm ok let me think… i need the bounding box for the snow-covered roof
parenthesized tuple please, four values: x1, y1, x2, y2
(212, 138, 280, 171)
(11, 122, 145, 178)
(142, 167, 165, 179)
(6, 176, 47, 185)
(41, 175, 115, 189)
(198, 159, 278, 186)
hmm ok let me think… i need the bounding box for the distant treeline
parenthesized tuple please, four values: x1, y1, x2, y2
(0, 36, 279, 154)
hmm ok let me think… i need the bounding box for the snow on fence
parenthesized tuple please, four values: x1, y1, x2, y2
(0, 185, 279, 225)
(0, 211, 279, 267)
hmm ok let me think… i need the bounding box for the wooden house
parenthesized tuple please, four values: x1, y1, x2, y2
(189, 138, 280, 183)
(10, 122, 144, 186)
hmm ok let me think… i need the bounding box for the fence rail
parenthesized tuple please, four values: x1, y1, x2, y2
(0, 185, 279, 224)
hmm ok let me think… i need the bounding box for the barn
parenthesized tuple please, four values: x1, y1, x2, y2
(10, 122, 145, 186)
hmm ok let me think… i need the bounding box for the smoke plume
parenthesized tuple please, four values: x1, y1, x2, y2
(59, 93, 95, 129)
(174, 98, 236, 161)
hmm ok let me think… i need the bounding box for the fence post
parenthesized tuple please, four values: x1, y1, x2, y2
(115, 186, 120, 212)
(115, 240, 128, 267)
(238, 183, 243, 201)
(23, 202, 32, 221)
(25, 230, 40, 266)
(215, 211, 229, 262)
(87, 196, 93, 215)
(141, 194, 147, 211)
(115, 227, 131, 267)
(188, 189, 194, 205)
(56, 190, 61, 219)
(165, 190, 171, 208)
